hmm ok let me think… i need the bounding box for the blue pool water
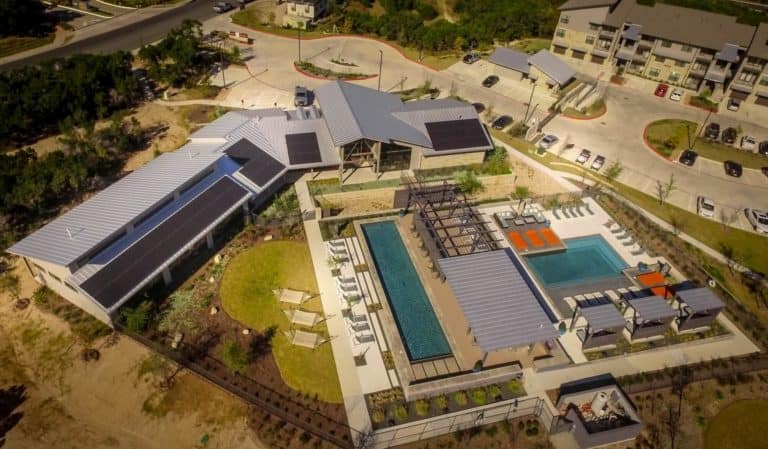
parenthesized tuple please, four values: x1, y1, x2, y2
(525, 235, 627, 288)
(361, 221, 451, 361)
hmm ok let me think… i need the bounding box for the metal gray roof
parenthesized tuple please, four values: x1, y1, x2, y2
(605, 0, 755, 50)
(314, 81, 431, 147)
(578, 303, 626, 331)
(7, 141, 224, 267)
(488, 47, 530, 74)
(627, 295, 676, 321)
(716, 43, 741, 63)
(528, 50, 576, 86)
(559, 0, 617, 11)
(438, 249, 558, 353)
(676, 287, 724, 313)
(622, 23, 642, 41)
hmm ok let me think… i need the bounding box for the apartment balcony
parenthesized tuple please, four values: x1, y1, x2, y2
(743, 59, 766, 72)
(637, 39, 654, 49)
(730, 77, 755, 93)
(696, 52, 715, 62)
(704, 65, 730, 84)
(689, 64, 707, 76)
(599, 28, 616, 39)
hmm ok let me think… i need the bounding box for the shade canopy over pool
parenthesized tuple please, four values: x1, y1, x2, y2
(439, 249, 557, 353)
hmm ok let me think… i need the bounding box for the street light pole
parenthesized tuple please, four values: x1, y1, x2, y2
(219, 41, 227, 88)
(377, 50, 383, 91)
(298, 27, 301, 63)
(524, 82, 536, 124)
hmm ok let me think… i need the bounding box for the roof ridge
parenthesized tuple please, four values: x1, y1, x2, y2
(334, 81, 365, 142)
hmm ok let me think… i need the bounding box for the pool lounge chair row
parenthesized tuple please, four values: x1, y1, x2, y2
(552, 202, 594, 220)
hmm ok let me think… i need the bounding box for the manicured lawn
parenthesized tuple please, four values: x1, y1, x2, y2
(219, 241, 343, 403)
(509, 38, 552, 54)
(691, 137, 768, 169)
(704, 400, 768, 449)
(0, 34, 54, 58)
(563, 99, 606, 119)
(644, 119, 696, 157)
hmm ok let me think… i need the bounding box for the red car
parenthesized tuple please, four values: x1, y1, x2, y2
(654, 83, 669, 97)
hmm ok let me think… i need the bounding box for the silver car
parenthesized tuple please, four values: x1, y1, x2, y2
(745, 208, 768, 233)
(538, 134, 559, 150)
(697, 196, 715, 218)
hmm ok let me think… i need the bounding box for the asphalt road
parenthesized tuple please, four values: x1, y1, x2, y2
(0, 1, 221, 71)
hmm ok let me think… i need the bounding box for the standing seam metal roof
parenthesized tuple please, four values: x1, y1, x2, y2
(488, 47, 531, 74)
(528, 50, 576, 86)
(627, 295, 676, 321)
(438, 250, 557, 353)
(676, 287, 725, 313)
(578, 303, 626, 331)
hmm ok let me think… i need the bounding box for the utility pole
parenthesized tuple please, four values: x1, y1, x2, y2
(297, 27, 301, 63)
(524, 82, 536, 124)
(377, 50, 383, 91)
(219, 41, 227, 88)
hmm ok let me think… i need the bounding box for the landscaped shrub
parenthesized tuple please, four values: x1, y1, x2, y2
(219, 340, 250, 374)
(454, 390, 468, 406)
(122, 300, 152, 332)
(394, 404, 409, 421)
(507, 379, 525, 396)
(489, 384, 503, 401)
(414, 399, 430, 416)
(435, 394, 448, 410)
(371, 408, 386, 423)
(471, 388, 487, 405)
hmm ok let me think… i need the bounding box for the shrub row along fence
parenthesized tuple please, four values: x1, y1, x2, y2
(371, 396, 554, 449)
(116, 325, 356, 449)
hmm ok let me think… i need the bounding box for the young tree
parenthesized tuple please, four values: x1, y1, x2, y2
(655, 174, 676, 205)
(219, 340, 249, 374)
(514, 185, 531, 200)
(603, 162, 623, 183)
(454, 171, 484, 195)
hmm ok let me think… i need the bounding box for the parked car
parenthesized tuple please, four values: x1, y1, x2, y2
(704, 122, 720, 140)
(762, 167, 768, 178)
(759, 140, 768, 156)
(213, 2, 234, 13)
(462, 52, 480, 64)
(576, 149, 591, 165)
(745, 208, 768, 233)
(472, 102, 485, 113)
(697, 196, 716, 218)
(654, 83, 669, 97)
(678, 149, 698, 166)
(591, 155, 606, 171)
(669, 89, 682, 101)
(491, 115, 512, 130)
(724, 160, 743, 177)
(741, 135, 757, 150)
(722, 127, 738, 145)
(482, 75, 499, 88)
(538, 134, 559, 150)
(727, 98, 740, 111)
(294, 86, 311, 106)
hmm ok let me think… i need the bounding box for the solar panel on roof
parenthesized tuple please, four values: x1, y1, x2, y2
(224, 138, 263, 162)
(80, 177, 250, 309)
(238, 150, 285, 187)
(425, 119, 491, 151)
(286, 132, 322, 164)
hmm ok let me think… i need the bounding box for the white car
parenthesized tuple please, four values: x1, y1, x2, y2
(745, 208, 768, 233)
(697, 196, 716, 218)
(591, 155, 606, 171)
(576, 149, 591, 164)
(669, 89, 683, 101)
(741, 135, 757, 151)
(538, 134, 559, 150)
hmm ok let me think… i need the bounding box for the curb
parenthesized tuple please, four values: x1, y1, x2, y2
(93, 0, 137, 10)
(685, 98, 719, 114)
(293, 62, 377, 82)
(561, 103, 607, 121)
(243, 27, 442, 72)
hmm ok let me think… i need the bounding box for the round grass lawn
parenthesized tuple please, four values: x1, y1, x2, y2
(220, 240, 343, 403)
(704, 400, 768, 449)
(644, 118, 696, 158)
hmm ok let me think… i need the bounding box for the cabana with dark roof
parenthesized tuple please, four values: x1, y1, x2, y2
(624, 296, 676, 340)
(675, 287, 725, 332)
(570, 301, 627, 350)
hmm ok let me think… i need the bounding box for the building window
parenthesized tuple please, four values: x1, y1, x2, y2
(649, 68, 661, 78)
(591, 54, 606, 64)
(571, 50, 586, 60)
(660, 40, 672, 48)
(553, 45, 567, 55)
(586, 36, 595, 45)
(674, 60, 686, 67)
(739, 71, 757, 83)
(589, 23, 599, 31)
(655, 56, 666, 63)
(760, 77, 768, 86)
(669, 72, 680, 82)
(556, 28, 566, 38)
(681, 45, 693, 53)
(560, 15, 570, 24)
(692, 62, 707, 72)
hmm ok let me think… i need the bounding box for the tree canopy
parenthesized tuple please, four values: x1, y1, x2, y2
(138, 20, 209, 87)
(0, 0, 48, 37)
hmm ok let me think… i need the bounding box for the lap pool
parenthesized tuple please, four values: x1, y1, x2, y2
(524, 235, 627, 288)
(361, 221, 451, 361)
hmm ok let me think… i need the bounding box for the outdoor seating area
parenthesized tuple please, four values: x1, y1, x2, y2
(602, 220, 646, 256)
(550, 201, 594, 221)
(274, 288, 312, 305)
(570, 299, 626, 350)
(284, 329, 328, 349)
(621, 295, 677, 341)
(672, 287, 725, 332)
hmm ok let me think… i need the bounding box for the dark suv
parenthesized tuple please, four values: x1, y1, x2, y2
(759, 140, 768, 156)
(705, 122, 720, 139)
(722, 127, 738, 145)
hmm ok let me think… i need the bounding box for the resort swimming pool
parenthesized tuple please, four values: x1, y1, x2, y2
(361, 221, 451, 361)
(525, 235, 627, 288)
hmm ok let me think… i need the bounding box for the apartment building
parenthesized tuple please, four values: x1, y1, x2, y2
(551, 0, 764, 104)
(283, 0, 327, 29)
(729, 23, 768, 110)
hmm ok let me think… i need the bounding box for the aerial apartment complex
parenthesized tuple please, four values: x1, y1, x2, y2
(7, 81, 492, 325)
(551, 0, 768, 109)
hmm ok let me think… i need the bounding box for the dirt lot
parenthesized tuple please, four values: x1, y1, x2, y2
(0, 260, 263, 449)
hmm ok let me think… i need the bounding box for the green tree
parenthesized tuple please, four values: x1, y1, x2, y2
(122, 301, 152, 332)
(655, 174, 676, 205)
(514, 185, 530, 200)
(604, 162, 623, 183)
(219, 340, 249, 374)
(0, 0, 47, 37)
(455, 170, 484, 194)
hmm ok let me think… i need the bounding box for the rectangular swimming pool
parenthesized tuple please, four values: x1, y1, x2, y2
(525, 235, 627, 288)
(361, 221, 451, 361)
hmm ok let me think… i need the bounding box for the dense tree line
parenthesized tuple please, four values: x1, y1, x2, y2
(0, 0, 48, 37)
(338, 0, 560, 52)
(138, 20, 212, 87)
(0, 52, 139, 145)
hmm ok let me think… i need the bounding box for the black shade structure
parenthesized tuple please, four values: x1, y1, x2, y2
(81, 177, 250, 309)
(425, 119, 492, 152)
(286, 132, 322, 164)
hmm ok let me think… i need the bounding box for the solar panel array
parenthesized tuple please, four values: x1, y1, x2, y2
(286, 132, 322, 164)
(80, 177, 250, 308)
(425, 119, 491, 151)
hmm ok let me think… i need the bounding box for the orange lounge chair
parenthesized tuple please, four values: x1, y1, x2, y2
(540, 228, 561, 246)
(525, 230, 545, 247)
(507, 232, 528, 251)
